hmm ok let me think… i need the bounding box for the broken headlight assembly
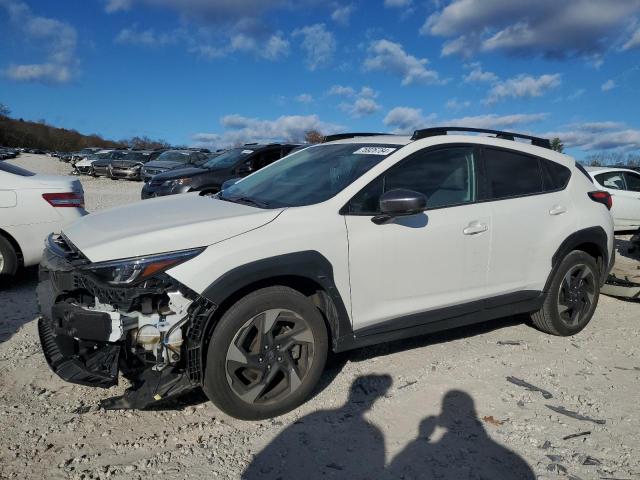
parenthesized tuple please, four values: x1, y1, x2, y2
(81, 247, 204, 286)
(162, 178, 192, 187)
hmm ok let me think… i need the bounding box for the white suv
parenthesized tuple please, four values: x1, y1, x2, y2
(37, 128, 615, 419)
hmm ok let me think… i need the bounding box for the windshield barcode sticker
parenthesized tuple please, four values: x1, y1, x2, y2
(241, 150, 254, 154)
(353, 147, 396, 155)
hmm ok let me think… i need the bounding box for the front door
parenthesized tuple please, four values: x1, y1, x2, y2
(343, 145, 492, 332)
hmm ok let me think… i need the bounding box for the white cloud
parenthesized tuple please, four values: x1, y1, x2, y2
(328, 85, 356, 96)
(383, 107, 435, 133)
(384, 107, 547, 134)
(543, 122, 640, 152)
(331, 4, 354, 26)
(116, 25, 289, 61)
(295, 93, 313, 103)
(423, 0, 640, 59)
(622, 27, 640, 50)
(384, 0, 412, 7)
(448, 113, 548, 129)
(341, 98, 381, 118)
(104, 0, 132, 13)
(115, 25, 183, 46)
(463, 63, 498, 83)
(293, 24, 336, 70)
(485, 73, 561, 104)
(364, 39, 442, 86)
(1, 0, 78, 83)
(601, 79, 616, 91)
(192, 114, 344, 148)
(445, 98, 471, 111)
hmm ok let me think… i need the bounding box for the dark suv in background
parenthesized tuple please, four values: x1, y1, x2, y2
(141, 143, 297, 199)
(141, 149, 210, 181)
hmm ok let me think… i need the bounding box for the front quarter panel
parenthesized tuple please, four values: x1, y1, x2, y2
(166, 204, 353, 323)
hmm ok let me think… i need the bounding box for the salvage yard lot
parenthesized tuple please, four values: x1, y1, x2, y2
(1, 154, 639, 479)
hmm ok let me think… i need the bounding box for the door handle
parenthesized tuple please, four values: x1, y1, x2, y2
(463, 222, 488, 235)
(549, 205, 567, 216)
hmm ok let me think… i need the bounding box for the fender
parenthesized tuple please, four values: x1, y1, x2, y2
(200, 251, 353, 351)
(546, 226, 610, 290)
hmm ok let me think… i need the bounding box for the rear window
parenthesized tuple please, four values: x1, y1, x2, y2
(541, 159, 571, 190)
(0, 162, 35, 176)
(483, 148, 542, 199)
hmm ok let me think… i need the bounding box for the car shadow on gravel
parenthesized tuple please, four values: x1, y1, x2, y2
(242, 375, 535, 479)
(0, 266, 39, 344)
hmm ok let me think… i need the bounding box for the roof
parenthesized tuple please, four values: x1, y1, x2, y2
(584, 166, 639, 174)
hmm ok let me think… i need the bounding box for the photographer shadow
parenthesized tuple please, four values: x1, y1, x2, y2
(242, 376, 534, 479)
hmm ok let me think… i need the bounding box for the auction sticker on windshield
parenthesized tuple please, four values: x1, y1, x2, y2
(241, 150, 254, 154)
(353, 147, 396, 155)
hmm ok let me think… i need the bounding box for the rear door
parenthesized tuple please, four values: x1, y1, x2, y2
(344, 145, 492, 332)
(480, 147, 576, 296)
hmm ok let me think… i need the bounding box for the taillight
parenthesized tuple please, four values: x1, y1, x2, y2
(588, 191, 612, 210)
(42, 192, 85, 208)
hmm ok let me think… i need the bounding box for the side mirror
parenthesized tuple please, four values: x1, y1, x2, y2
(373, 188, 427, 225)
(236, 164, 253, 176)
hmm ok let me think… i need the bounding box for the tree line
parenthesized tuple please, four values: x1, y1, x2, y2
(0, 103, 169, 152)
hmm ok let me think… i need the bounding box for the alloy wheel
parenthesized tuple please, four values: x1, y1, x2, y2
(225, 309, 315, 405)
(556, 263, 596, 327)
(0, 250, 4, 272)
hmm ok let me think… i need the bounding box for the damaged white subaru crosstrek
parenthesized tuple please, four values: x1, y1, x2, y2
(38, 128, 615, 420)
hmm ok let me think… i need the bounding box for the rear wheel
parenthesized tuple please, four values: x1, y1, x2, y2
(531, 250, 600, 336)
(203, 286, 328, 420)
(0, 236, 18, 276)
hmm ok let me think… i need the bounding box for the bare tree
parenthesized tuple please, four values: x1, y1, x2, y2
(0, 103, 10, 117)
(304, 130, 324, 144)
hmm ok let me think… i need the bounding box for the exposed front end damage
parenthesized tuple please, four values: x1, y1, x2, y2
(37, 234, 216, 409)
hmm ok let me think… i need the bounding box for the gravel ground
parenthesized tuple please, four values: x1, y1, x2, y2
(1, 154, 639, 480)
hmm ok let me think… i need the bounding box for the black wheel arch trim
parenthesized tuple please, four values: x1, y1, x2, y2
(547, 226, 610, 289)
(200, 251, 353, 352)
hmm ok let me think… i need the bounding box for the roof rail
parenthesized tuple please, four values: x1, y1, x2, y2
(410, 127, 551, 149)
(322, 132, 388, 143)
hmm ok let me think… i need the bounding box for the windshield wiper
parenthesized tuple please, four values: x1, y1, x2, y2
(219, 194, 268, 208)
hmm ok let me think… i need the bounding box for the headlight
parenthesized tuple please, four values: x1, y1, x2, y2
(162, 178, 192, 187)
(81, 247, 205, 285)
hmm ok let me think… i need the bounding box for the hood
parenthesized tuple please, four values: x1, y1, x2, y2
(75, 158, 95, 167)
(152, 167, 208, 181)
(62, 193, 283, 262)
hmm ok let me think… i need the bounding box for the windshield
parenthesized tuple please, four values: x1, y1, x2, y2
(221, 143, 399, 208)
(87, 152, 112, 160)
(202, 148, 251, 169)
(0, 162, 35, 176)
(122, 151, 148, 161)
(156, 150, 195, 163)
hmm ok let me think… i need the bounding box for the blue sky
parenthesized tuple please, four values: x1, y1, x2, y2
(1, 0, 640, 159)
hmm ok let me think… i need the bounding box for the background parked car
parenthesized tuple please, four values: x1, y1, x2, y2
(71, 147, 101, 164)
(91, 150, 129, 177)
(141, 149, 210, 181)
(586, 166, 640, 231)
(0, 161, 85, 276)
(141, 144, 297, 199)
(109, 149, 166, 181)
(73, 149, 118, 175)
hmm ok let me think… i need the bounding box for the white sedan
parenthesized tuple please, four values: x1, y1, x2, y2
(586, 166, 640, 231)
(0, 161, 86, 275)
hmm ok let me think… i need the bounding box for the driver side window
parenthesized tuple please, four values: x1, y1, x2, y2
(346, 147, 477, 214)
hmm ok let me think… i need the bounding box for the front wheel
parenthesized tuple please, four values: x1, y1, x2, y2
(531, 250, 600, 336)
(0, 236, 18, 276)
(203, 286, 328, 420)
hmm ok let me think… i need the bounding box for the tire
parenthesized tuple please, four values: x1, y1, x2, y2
(0, 235, 18, 276)
(531, 250, 600, 336)
(203, 286, 328, 420)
